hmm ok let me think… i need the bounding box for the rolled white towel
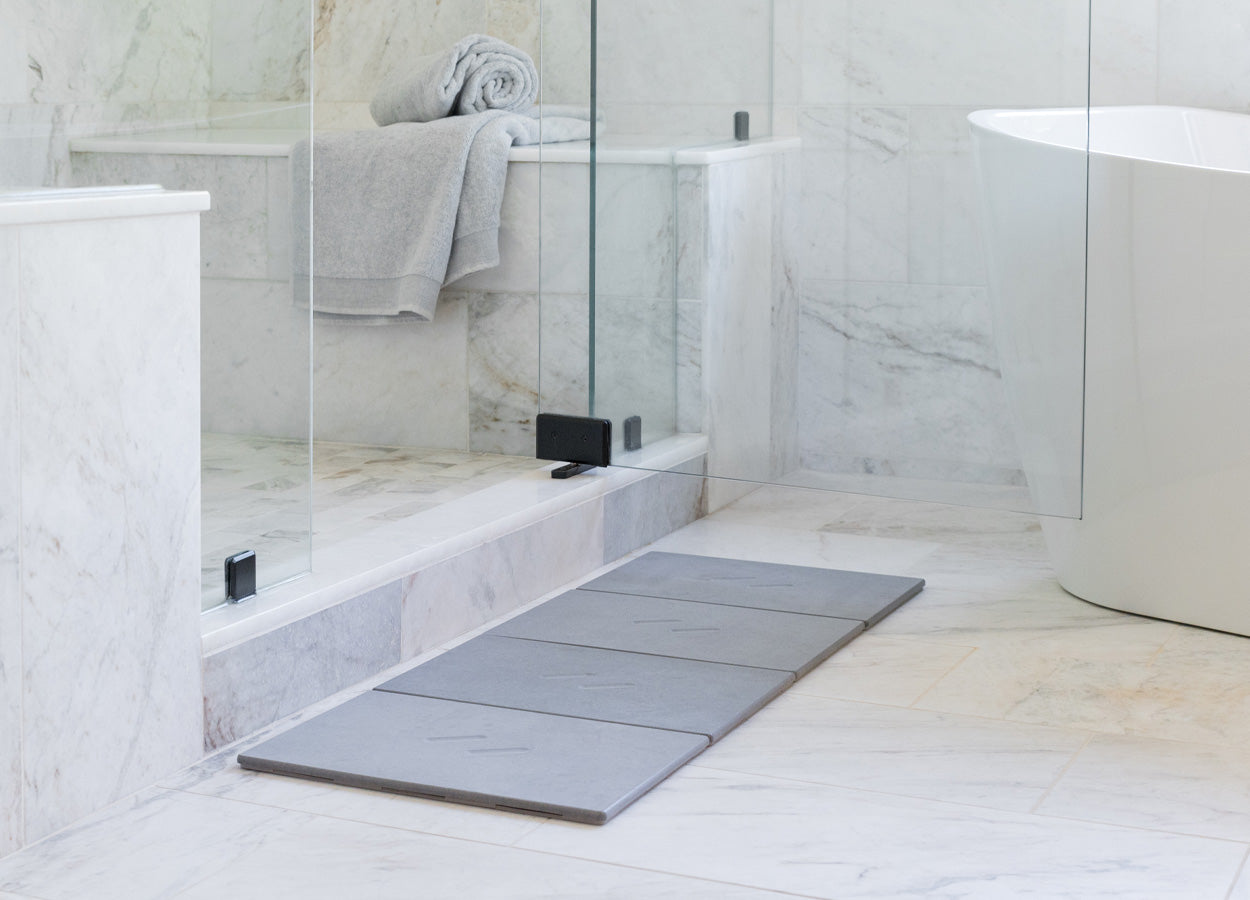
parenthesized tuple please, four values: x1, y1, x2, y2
(371, 34, 538, 126)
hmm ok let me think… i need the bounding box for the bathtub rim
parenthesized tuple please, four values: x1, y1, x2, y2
(969, 105, 1250, 177)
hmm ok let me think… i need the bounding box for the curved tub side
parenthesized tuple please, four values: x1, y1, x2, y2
(976, 106, 1250, 636)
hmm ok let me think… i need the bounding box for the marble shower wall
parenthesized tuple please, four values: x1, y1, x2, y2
(0, 0, 213, 187)
(764, 0, 1250, 489)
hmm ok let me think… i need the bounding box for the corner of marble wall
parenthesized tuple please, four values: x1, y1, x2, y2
(603, 461, 707, 563)
(203, 581, 403, 751)
(0, 225, 21, 856)
(400, 496, 605, 658)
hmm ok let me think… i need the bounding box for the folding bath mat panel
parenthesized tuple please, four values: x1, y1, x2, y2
(238, 552, 925, 824)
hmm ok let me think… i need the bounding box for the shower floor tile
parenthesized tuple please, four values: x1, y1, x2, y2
(237, 691, 708, 825)
(580, 551, 925, 626)
(201, 433, 546, 606)
(377, 635, 793, 742)
(489, 589, 864, 678)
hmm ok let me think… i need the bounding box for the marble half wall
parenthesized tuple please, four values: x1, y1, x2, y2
(0, 193, 205, 855)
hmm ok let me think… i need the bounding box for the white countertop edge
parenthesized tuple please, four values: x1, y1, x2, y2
(0, 188, 211, 226)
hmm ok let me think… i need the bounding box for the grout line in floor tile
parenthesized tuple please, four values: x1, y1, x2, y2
(1029, 730, 1095, 814)
(165, 785, 824, 899)
(1225, 843, 1250, 900)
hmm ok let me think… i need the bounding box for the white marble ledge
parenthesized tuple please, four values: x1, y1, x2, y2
(69, 129, 800, 168)
(0, 186, 211, 226)
(200, 433, 708, 655)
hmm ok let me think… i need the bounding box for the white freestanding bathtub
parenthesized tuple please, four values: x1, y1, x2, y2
(972, 106, 1250, 636)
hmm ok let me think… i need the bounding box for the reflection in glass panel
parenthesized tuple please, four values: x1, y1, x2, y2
(587, 0, 1090, 517)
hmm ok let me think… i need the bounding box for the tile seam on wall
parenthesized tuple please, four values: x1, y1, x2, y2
(14, 225, 24, 851)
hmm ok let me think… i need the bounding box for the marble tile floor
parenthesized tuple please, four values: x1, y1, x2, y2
(9, 485, 1250, 897)
(201, 433, 548, 607)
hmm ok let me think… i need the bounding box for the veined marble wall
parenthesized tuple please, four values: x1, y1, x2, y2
(0, 193, 204, 854)
(0, 0, 213, 187)
(764, 0, 1250, 490)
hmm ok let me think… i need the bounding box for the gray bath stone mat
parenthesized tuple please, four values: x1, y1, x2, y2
(377, 634, 794, 742)
(580, 551, 925, 627)
(238, 690, 708, 825)
(239, 553, 924, 824)
(489, 589, 863, 678)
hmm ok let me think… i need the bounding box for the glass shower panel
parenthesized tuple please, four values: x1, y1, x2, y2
(3, 2, 315, 610)
(586, 0, 1091, 518)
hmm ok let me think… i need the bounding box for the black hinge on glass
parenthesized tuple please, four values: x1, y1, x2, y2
(536, 413, 612, 478)
(225, 551, 257, 603)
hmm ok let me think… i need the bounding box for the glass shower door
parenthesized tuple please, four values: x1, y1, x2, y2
(577, 0, 1091, 519)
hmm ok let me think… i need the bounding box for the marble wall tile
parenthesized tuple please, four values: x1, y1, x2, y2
(771, 0, 802, 109)
(703, 155, 775, 484)
(799, 0, 851, 106)
(25, 0, 211, 104)
(770, 148, 801, 477)
(845, 0, 1089, 108)
(798, 108, 849, 283)
(210, 0, 309, 103)
(200, 278, 310, 440)
(312, 0, 489, 104)
(907, 106, 985, 287)
(400, 496, 605, 658)
(71, 152, 269, 279)
(266, 157, 292, 281)
(315, 293, 468, 448)
(537, 292, 590, 418)
(538, 0, 591, 106)
(595, 162, 675, 302)
(1089, 0, 1159, 106)
(0, 227, 20, 856)
(1157, 0, 1250, 110)
(202, 581, 402, 750)
(675, 298, 703, 435)
(0, 0, 28, 105)
(593, 297, 678, 446)
(596, 0, 771, 108)
(846, 106, 909, 283)
(797, 281, 1020, 479)
(538, 161, 590, 295)
(675, 166, 705, 302)
(453, 162, 541, 294)
(486, 0, 541, 66)
(17, 213, 202, 841)
(603, 462, 706, 562)
(468, 292, 540, 456)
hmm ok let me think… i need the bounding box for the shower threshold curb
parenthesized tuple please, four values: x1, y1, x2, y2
(201, 435, 709, 751)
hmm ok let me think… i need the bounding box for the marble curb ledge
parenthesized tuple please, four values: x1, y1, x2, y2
(202, 453, 709, 751)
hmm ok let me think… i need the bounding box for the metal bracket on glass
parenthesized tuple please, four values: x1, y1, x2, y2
(536, 413, 612, 479)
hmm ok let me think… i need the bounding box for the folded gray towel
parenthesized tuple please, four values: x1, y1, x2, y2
(292, 110, 592, 323)
(371, 34, 538, 127)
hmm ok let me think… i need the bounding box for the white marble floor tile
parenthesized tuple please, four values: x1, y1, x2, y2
(0, 788, 796, 900)
(790, 634, 974, 706)
(0, 790, 289, 899)
(518, 767, 1245, 899)
(169, 756, 544, 848)
(1038, 733, 1250, 842)
(694, 692, 1087, 811)
(1229, 856, 1250, 900)
(649, 518, 938, 576)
